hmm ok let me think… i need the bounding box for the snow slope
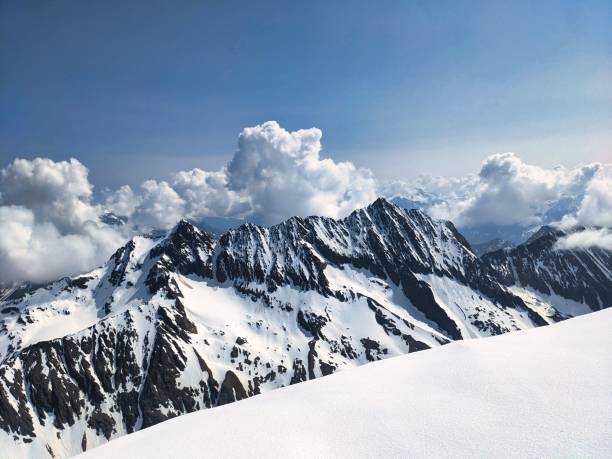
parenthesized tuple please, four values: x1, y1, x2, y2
(81, 307, 612, 459)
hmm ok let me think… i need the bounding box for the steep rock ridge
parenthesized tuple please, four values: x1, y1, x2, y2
(483, 226, 612, 315)
(215, 198, 534, 339)
(0, 199, 605, 458)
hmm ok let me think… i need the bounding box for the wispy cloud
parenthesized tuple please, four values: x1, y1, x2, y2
(555, 228, 612, 251)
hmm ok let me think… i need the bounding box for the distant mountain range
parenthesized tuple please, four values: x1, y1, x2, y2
(470, 238, 515, 256)
(101, 190, 578, 252)
(0, 198, 610, 457)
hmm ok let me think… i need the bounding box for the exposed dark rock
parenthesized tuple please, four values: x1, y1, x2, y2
(297, 310, 328, 339)
(65, 276, 94, 291)
(361, 338, 388, 362)
(108, 240, 135, 287)
(307, 340, 318, 379)
(319, 361, 336, 376)
(150, 220, 215, 279)
(87, 409, 115, 439)
(218, 371, 247, 406)
(290, 358, 307, 384)
(367, 298, 430, 352)
(22, 341, 85, 429)
(400, 272, 462, 340)
(0, 368, 35, 437)
(139, 329, 199, 428)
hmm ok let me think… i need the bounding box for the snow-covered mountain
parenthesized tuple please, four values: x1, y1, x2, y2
(0, 198, 609, 458)
(79, 306, 612, 459)
(483, 225, 612, 315)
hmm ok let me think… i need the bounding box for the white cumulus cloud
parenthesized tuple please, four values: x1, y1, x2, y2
(130, 180, 186, 230)
(104, 121, 376, 228)
(104, 185, 139, 218)
(555, 228, 612, 251)
(453, 153, 563, 227)
(0, 158, 127, 284)
(172, 168, 250, 221)
(385, 153, 609, 231)
(226, 121, 377, 224)
(0, 122, 379, 284)
(560, 165, 612, 229)
(1, 157, 99, 233)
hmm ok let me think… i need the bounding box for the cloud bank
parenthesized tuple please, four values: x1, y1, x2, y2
(0, 122, 377, 284)
(392, 153, 609, 231)
(383, 153, 611, 250)
(0, 158, 127, 285)
(103, 121, 376, 229)
(554, 166, 612, 251)
(560, 165, 612, 229)
(0, 122, 609, 285)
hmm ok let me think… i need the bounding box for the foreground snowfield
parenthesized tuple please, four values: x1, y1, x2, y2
(81, 308, 612, 458)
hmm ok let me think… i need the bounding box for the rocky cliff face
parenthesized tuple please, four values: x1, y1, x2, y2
(0, 199, 608, 458)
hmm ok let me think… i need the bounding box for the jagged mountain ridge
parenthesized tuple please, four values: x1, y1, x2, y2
(483, 226, 612, 314)
(0, 198, 609, 458)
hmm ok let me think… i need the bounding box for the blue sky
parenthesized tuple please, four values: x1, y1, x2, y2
(1, 0, 610, 189)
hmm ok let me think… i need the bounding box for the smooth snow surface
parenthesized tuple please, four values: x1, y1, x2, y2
(80, 308, 612, 459)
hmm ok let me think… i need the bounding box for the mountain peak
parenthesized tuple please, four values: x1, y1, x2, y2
(524, 225, 564, 246)
(170, 218, 201, 235)
(365, 197, 431, 222)
(367, 196, 396, 212)
(150, 218, 215, 279)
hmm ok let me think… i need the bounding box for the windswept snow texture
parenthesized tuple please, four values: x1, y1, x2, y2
(0, 198, 610, 458)
(81, 307, 612, 459)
